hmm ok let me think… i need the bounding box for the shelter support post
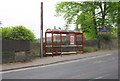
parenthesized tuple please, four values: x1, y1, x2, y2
(44, 32, 47, 56)
(74, 34, 77, 54)
(60, 33, 62, 57)
(76, 35, 78, 54)
(52, 32, 54, 57)
(82, 34, 84, 54)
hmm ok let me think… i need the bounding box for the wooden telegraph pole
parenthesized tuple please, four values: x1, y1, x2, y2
(40, 2, 43, 57)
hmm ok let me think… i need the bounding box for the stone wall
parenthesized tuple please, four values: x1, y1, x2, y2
(30, 42, 40, 57)
(2, 39, 118, 64)
(84, 39, 118, 49)
(30, 39, 118, 57)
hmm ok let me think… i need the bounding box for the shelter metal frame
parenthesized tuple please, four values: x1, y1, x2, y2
(44, 30, 84, 57)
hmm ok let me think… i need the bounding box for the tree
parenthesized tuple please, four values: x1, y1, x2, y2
(0, 26, 36, 42)
(55, 1, 119, 39)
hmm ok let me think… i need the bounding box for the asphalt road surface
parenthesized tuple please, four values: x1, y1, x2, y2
(2, 51, 118, 79)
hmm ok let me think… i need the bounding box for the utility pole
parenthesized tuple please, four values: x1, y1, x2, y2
(0, 21, 2, 25)
(40, 2, 43, 57)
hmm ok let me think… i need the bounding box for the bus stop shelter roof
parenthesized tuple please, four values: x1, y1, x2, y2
(45, 30, 83, 35)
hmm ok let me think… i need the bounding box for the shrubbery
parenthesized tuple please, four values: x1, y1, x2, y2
(84, 47, 99, 53)
(78, 47, 99, 53)
(0, 26, 37, 42)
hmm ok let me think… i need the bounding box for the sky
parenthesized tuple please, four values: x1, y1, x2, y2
(0, 0, 79, 38)
(1, 0, 116, 38)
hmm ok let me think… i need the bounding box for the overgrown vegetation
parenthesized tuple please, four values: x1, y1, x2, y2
(84, 47, 99, 53)
(0, 26, 37, 42)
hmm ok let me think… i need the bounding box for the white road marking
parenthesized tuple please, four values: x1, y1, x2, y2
(95, 76, 103, 79)
(95, 74, 110, 79)
(0, 53, 112, 74)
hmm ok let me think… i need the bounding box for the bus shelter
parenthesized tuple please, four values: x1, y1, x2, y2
(44, 29, 84, 57)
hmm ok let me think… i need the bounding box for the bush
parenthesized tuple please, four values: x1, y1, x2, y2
(0, 26, 36, 42)
(0, 27, 12, 40)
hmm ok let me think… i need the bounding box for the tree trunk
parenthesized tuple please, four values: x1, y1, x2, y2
(99, 2, 107, 26)
(93, 2, 98, 36)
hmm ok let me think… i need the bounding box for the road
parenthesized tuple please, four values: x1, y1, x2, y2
(2, 51, 118, 79)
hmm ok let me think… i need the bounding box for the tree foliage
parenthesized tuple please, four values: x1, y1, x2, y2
(55, 1, 119, 39)
(0, 26, 36, 42)
(54, 25, 69, 30)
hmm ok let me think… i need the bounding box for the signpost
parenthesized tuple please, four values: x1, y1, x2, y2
(98, 26, 111, 35)
(98, 26, 111, 49)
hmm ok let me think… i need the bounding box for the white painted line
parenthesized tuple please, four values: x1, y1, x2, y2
(95, 74, 110, 79)
(0, 53, 112, 74)
(95, 76, 103, 79)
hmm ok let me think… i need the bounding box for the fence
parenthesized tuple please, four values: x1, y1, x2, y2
(2, 40, 30, 52)
(1, 40, 30, 63)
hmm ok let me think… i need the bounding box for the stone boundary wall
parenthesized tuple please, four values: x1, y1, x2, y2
(84, 39, 118, 49)
(1, 39, 118, 63)
(31, 39, 118, 57)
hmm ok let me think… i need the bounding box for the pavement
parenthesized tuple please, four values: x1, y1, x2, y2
(0, 49, 118, 71)
(2, 50, 118, 79)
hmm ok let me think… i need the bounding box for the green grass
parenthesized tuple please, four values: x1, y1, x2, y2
(83, 47, 99, 53)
